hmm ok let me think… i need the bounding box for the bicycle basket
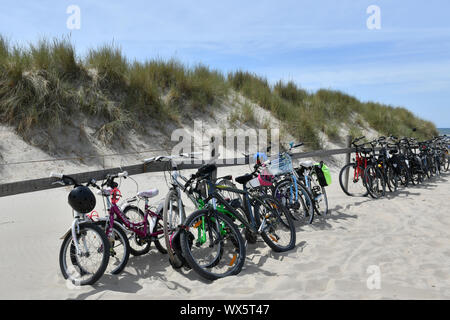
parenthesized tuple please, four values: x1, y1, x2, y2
(258, 167, 275, 186)
(267, 154, 293, 176)
(246, 168, 274, 188)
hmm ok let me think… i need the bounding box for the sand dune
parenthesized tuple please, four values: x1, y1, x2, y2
(0, 165, 449, 300)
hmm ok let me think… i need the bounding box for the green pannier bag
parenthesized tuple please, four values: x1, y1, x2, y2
(314, 162, 332, 187)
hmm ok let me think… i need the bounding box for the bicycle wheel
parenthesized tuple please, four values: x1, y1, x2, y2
(385, 166, 398, 193)
(434, 157, 441, 177)
(273, 178, 314, 224)
(423, 158, 432, 180)
(122, 206, 151, 256)
(364, 165, 386, 199)
(253, 195, 296, 252)
(408, 162, 418, 186)
(313, 186, 329, 217)
(216, 178, 242, 204)
(444, 154, 449, 172)
(93, 221, 130, 275)
(180, 209, 246, 281)
(152, 216, 168, 254)
(59, 223, 110, 286)
(413, 161, 424, 184)
(310, 171, 329, 217)
(430, 157, 437, 176)
(399, 165, 410, 187)
(163, 189, 185, 268)
(339, 163, 369, 197)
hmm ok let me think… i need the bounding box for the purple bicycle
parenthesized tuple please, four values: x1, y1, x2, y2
(100, 171, 167, 258)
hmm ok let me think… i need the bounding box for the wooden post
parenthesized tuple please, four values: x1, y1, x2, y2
(210, 136, 218, 181)
(344, 135, 352, 191)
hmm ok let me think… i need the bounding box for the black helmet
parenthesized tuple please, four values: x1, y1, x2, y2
(68, 186, 96, 213)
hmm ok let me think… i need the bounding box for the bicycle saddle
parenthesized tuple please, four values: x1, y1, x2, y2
(235, 174, 254, 185)
(299, 160, 314, 168)
(217, 175, 232, 181)
(137, 189, 159, 198)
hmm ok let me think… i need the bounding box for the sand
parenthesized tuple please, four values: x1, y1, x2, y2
(0, 163, 449, 300)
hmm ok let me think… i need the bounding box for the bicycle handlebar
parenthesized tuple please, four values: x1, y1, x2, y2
(143, 153, 200, 164)
(49, 172, 100, 190)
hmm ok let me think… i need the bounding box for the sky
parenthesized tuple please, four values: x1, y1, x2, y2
(1, 0, 449, 127)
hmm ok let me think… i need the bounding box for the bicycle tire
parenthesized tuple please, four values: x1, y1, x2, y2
(273, 178, 314, 224)
(313, 186, 329, 217)
(364, 165, 386, 199)
(180, 209, 246, 281)
(122, 206, 151, 256)
(59, 223, 110, 286)
(163, 189, 185, 268)
(339, 162, 369, 197)
(93, 221, 130, 275)
(253, 195, 296, 252)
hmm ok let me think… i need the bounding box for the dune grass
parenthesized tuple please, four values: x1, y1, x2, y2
(228, 72, 438, 147)
(0, 36, 228, 143)
(0, 35, 439, 149)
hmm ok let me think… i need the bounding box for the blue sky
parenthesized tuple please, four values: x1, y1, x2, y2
(1, 0, 449, 127)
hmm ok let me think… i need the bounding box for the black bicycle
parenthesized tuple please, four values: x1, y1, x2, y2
(178, 163, 296, 281)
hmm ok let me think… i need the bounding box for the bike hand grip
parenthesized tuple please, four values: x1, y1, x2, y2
(143, 157, 155, 163)
(180, 152, 202, 158)
(50, 172, 64, 179)
(118, 171, 128, 178)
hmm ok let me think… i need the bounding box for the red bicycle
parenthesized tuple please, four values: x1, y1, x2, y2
(339, 136, 372, 197)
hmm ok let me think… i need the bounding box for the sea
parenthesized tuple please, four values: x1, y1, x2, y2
(438, 128, 450, 135)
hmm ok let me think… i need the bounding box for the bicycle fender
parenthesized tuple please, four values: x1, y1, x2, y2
(120, 201, 134, 212)
(60, 228, 71, 240)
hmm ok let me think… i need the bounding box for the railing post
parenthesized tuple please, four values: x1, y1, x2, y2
(210, 136, 218, 181)
(344, 135, 352, 191)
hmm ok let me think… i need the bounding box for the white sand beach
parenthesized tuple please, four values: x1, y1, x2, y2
(0, 164, 449, 300)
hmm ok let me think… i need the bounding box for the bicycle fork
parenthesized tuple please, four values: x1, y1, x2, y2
(71, 218, 90, 256)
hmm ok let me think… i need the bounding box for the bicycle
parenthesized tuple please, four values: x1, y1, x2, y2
(375, 137, 399, 193)
(50, 173, 110, 285)
(96, 171, 167, 269)
(179, 163, 296, 280)
(295, 160, 329, 217)
(387, 136, 412, 188)
(339, 136, 371, 197)
(117, 174, 168, 257)
(363, 139, 387, 199)
(143, 153, 211, 269)
(269, 143, 315, 224)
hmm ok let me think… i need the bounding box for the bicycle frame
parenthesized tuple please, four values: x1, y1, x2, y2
(354, 151, 368, 181)
(202, 181, 263, 234)
(103, 193, 162, 239)
(69, 211, 91, 256)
